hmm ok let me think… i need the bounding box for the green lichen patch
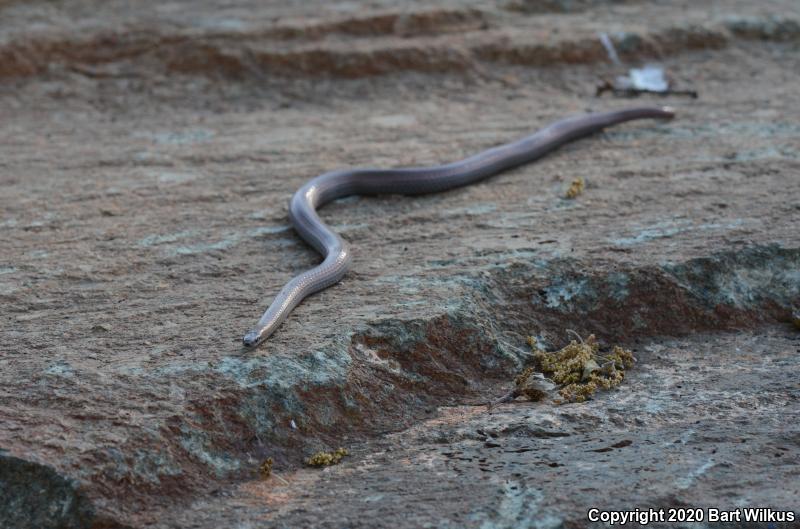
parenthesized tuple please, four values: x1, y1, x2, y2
(306, 448, 348, 467)
(526, 333, 635, 403)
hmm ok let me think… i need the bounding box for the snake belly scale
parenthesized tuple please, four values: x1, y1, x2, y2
(243, 106, 674, 347)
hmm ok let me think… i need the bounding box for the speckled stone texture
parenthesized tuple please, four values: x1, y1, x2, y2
(0, 0, 799, 527)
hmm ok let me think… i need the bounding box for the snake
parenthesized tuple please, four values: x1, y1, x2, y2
(243, 106, 674, 347)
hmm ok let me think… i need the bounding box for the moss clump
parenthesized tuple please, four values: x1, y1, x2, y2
(527, 334, 635, 403)
(306, 448, 348, 467)
(259, 457, 273, 479)
(565, 177, 585, 199)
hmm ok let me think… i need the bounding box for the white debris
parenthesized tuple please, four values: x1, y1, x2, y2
(598, 33, 670, 93)
(625, 65, 669, 92)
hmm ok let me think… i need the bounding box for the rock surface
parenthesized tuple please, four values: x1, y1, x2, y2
(0, 0, 799, 528)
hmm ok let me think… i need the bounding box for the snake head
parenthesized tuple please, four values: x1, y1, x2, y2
(242, 329, 264, 347)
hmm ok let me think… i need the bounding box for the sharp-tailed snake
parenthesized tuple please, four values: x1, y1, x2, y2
(243, 106, 674, 347)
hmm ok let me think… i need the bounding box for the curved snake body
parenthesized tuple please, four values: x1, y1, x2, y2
(243, 106, 674, 347)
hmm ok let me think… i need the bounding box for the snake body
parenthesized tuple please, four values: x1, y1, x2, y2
(243, 106, 674, 347)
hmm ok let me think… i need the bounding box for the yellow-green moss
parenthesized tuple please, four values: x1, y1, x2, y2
(565, 177, 585, 199)
(259, 457, 273, 479)
(306, 448, 348, 467)
(527, 334, 634, 403)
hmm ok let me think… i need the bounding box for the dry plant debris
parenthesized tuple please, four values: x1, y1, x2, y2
(525, 333, 635, 403)
(512, 367, 549, 401)
(306, 448, 348, 467)
(490, 367, 557, 407)
(595, 79, 699, 98)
